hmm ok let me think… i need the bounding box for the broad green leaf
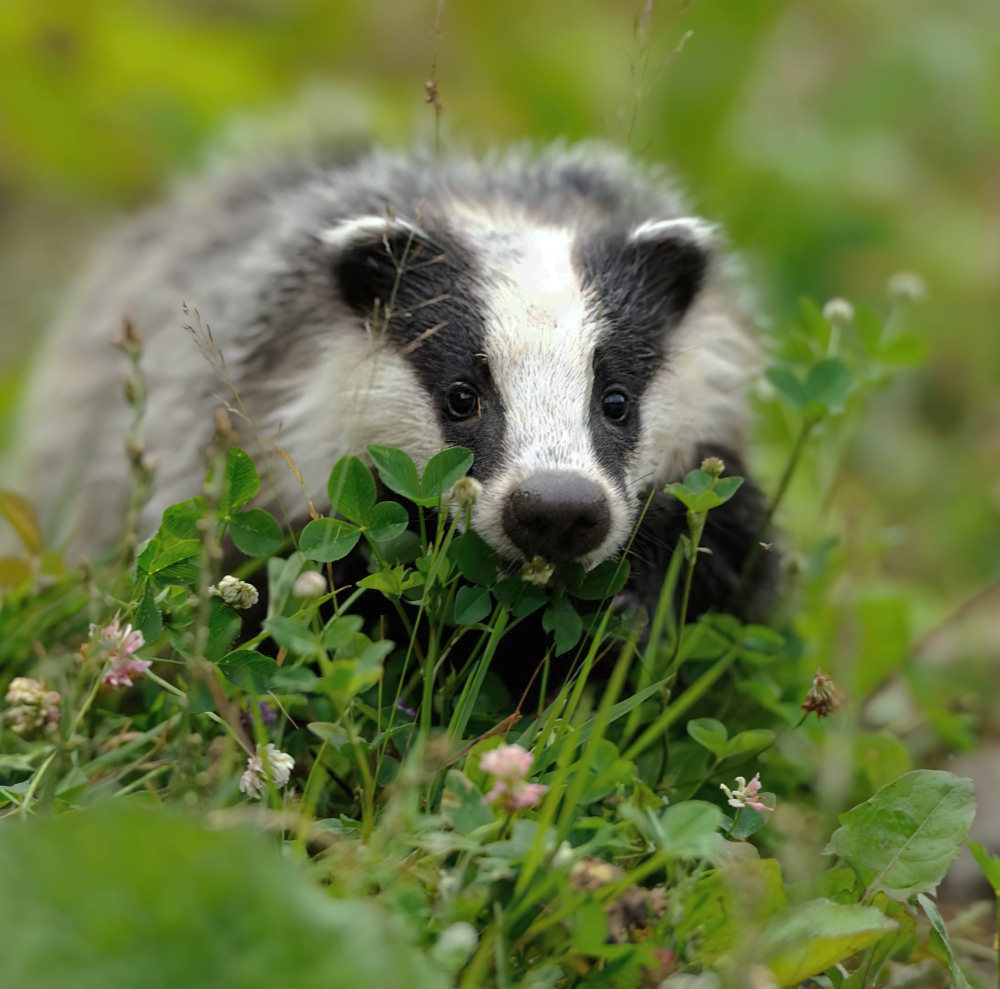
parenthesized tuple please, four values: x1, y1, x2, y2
(205, 598, 242, 662)
(299, 517, 360, 563)
(712, 476, 744, 504)
(453, 529, 499, 586)
(656, 800, 724, 858)
(357, 566, 423, 596)
(567, 558, 630, 600)
(542, 596, 583, 655)
(762, 899, 898, 986)
(454, 585, 492, 625)
(135, 590, 163, 643)
(322, 615, 364, 650)
(0, 805, 448, 989)
(365, 501, 409, 542)
(367, 445, 420, 502)
(219, 447, 258, 516)
(803, 357, 854, 414)
(138, 538, 202, 585)
(687, 718, 728, 758)
(441, 769, 493, 834)
(229, 508, 284, 557)
(723, 728, 775, 760)
(918, 893, 972, 989)
(766, 366, 809, 409)
(419, 447, 474, 501)
(160, 497, 206, 540)
(264, 616, 319, 657)
(326, 456, 376, 525)
(0, 490, 42, 553)
(827, 770, 976, 900)
(217, 650, 279, 692)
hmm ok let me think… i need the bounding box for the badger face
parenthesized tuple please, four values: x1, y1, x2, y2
(326, 208, 726, 572)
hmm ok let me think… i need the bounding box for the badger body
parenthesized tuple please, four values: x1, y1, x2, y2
(18, 144, 767, 613)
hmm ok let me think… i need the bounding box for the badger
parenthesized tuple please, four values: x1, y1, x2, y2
(16, 144, 770, 616)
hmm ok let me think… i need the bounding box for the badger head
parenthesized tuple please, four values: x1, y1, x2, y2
(319, 205, 754, 574)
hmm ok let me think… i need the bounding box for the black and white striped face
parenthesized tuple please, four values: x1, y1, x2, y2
(328, 211, 730, 571)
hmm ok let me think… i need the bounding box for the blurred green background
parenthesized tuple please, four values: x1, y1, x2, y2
(1, 0, 997, 618)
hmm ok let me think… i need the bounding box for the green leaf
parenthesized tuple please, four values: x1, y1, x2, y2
(453, 529, 499, 586)
(918, 893, 972, 989)
(137, 538, 202, 585)
(441, 769, 494, 834)
(367, 445, 420, 502)
(327, 456, 376, 525)
(419, 447, 474, 501)
(542, 596, 583, 655)
(299, 517, 361, 563)
(762, 899, 899, 986)
(365, 501, 409, 543)
(687, 718, 729, 758)
(217, 650, 279, 692)
(827, 770, 976, 901)
(229, 508, 284, 557)
(766, 366, 809, 409)
(656, 800, 724, 858)
(454, 585, 492, 625)
(322, 615, 364, 650)
(0, 805, 449, 989)
(160, 497, 206, 540)
(711, 476, 744, 504)
(567, 558, 630, 600)
(723, 728, 775, 760)
(968, 840, 1000, 892)
(205, 598, 242, 663)
(219, 447, 259, 516)
(263, 616, 319, 657)
(803, 357, 854, 415)
(135, 590, 163, 642)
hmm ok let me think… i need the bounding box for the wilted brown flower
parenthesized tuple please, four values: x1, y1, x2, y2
(802, 669, 844, 718)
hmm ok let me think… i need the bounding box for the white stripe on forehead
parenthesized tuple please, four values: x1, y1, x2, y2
(478, 224, 601, 473)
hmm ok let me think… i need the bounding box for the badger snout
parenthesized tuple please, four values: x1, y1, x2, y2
(502, 471, 611, 564)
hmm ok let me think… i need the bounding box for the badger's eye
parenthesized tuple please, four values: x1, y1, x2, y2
(445, 383, 479, 420)
(601, 388, 630, 423)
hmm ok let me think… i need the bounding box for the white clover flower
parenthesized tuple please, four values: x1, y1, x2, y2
(520, 556, 555, 587)
(480, 743, 548, 813)
(3, 677, 61, 736)
(292, 570, 327, 598)
(450, 475, 482, 508)
(239, 742, 295, 799)
(210, 575, 259, 610)
(88, 613, 151, 688)
(431, 922, 478, 971)
(887, 271, 927, 304)
(822, 297, 855, 325)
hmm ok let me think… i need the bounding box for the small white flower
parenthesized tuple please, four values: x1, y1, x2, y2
(720, 772, 771, 813)
(822, 297, 855, 325)
(520, 556, 555, 586)
(210, 575, 259, 610)
(239, 742, 295, 799)
(887, 271, 927, 304)
(450, 476, 482, 508)
(431, 922, 478, 971)
(292, 570, 327, 598)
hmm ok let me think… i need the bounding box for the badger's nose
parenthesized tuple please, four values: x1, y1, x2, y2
(503, 471, 611, 564)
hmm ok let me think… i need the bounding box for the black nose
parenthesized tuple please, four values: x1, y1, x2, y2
(502, 471, 611, 563)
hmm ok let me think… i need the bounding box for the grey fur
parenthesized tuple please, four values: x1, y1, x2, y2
(13, 144, 759, 570)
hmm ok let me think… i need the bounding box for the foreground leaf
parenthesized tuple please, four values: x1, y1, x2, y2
(762, 899, 898, 986)
(827, 770, 975, 901)
(0, 804, 447, 989)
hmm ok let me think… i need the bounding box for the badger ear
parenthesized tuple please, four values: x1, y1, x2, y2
(625, 217, 716, 317)
(320, 215, 431, 317)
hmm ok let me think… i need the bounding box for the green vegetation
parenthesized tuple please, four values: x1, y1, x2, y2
(1, 1, 999, 986)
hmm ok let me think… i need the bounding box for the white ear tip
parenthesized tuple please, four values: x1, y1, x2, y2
(318, 215, 416, 250)
(629, 217, 717, 247)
